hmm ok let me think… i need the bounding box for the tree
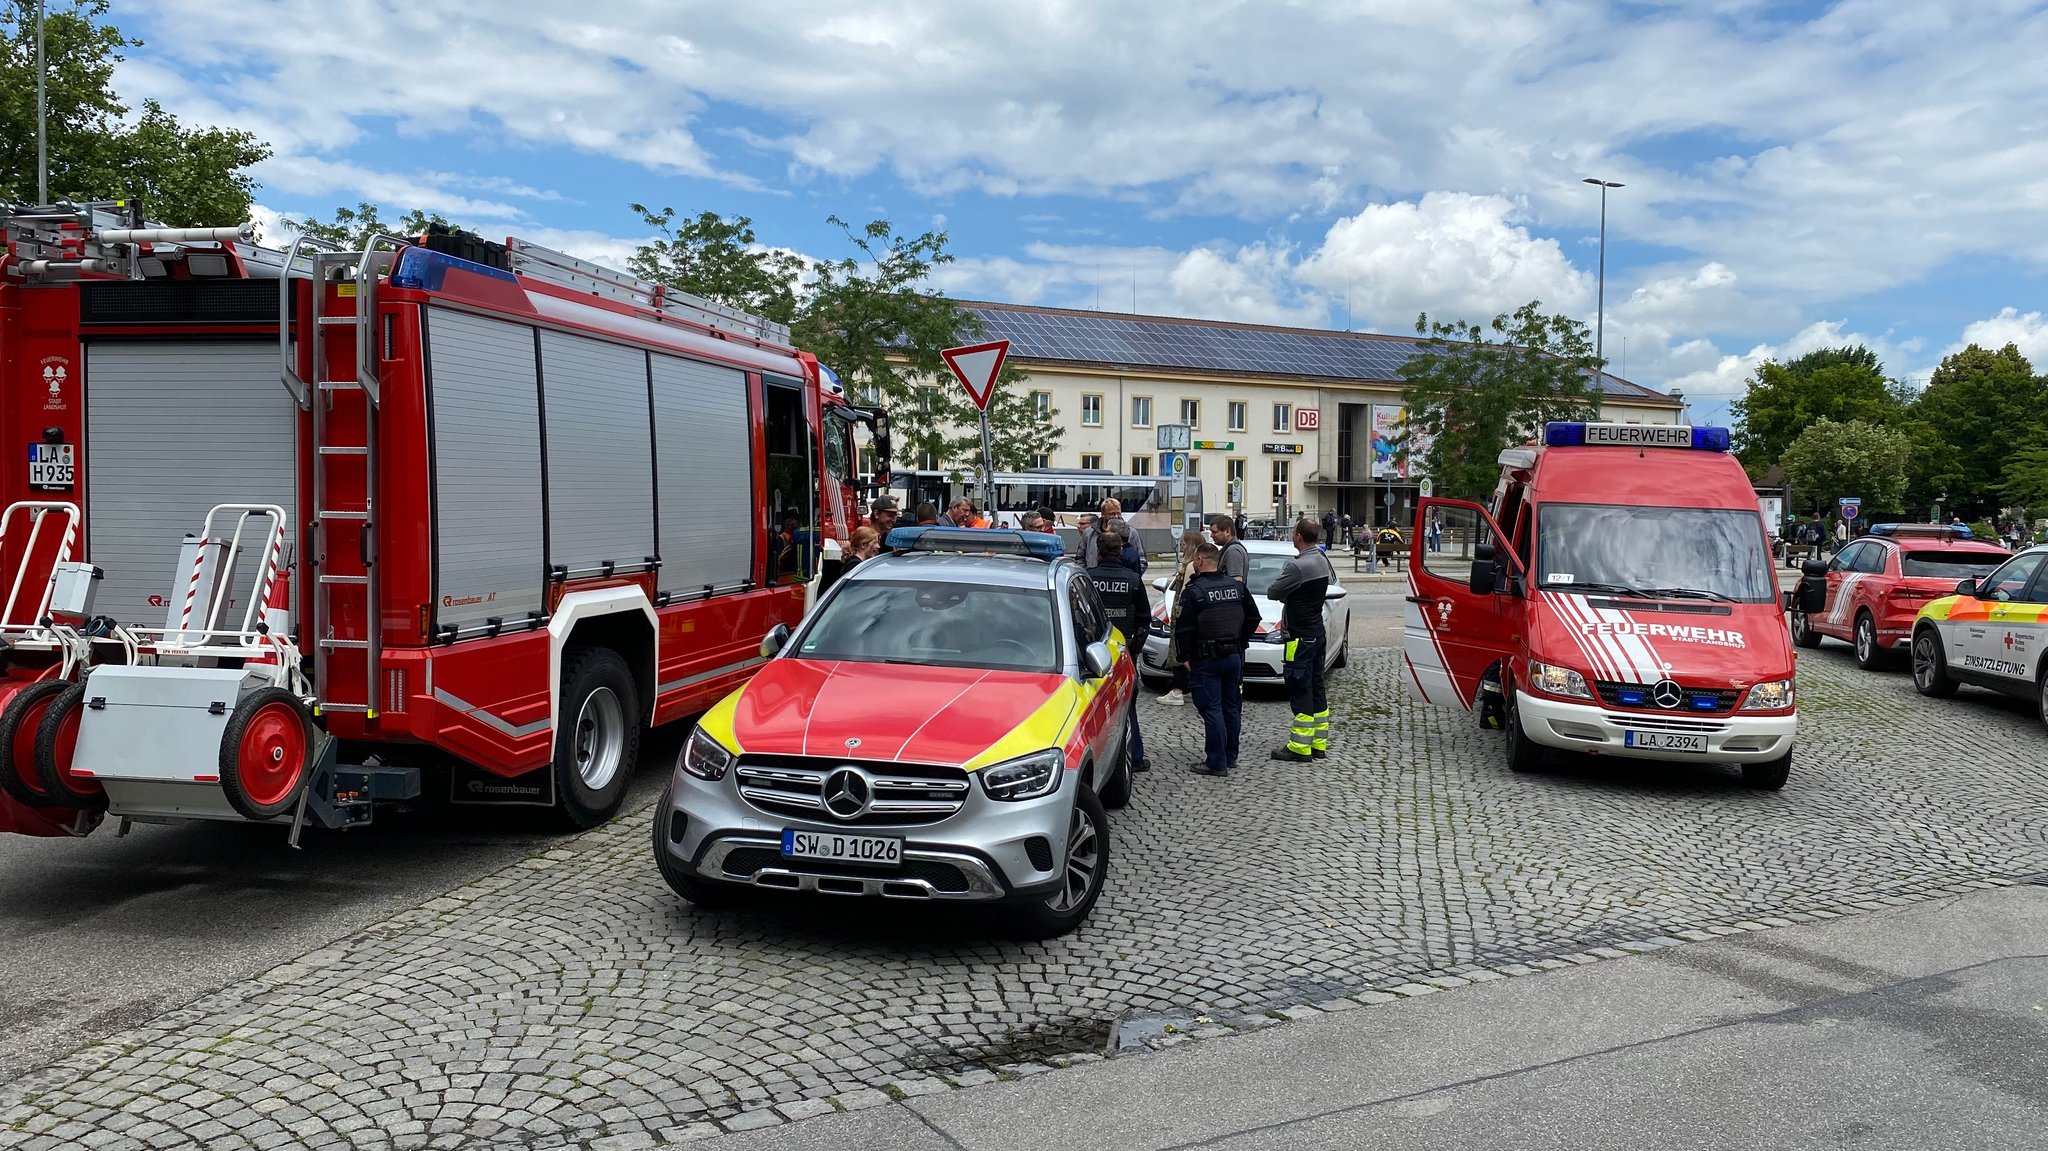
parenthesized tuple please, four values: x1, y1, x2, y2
(789, 215, 1060, 473)
(286, 201, 450, 250)
(0, 0, 267, 224)
(1998, 447, 2048, 513)
(627, 204, 803, 324)
(1908, 343, 2048, 518)
(1776, 418, 1910, 515)
(1396, 301, 1602, 502)
(1730, 346, 1901, 475)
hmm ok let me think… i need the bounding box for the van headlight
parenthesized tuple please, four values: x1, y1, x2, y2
(978, 749, 1066, 801)
(681, 727, 736, 780)
(1740, 678, 1795, 711)
(1528, 660, 1592, 700)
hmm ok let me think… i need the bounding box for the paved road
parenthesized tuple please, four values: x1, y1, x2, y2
(693, 882, 2048, 1150)
(5, 603, 2046, 1148)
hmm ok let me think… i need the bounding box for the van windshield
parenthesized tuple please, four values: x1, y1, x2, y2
(1534, 504, 1776, 604)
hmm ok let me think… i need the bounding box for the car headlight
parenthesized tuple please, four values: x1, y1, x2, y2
(1528, 659, 1592, 700)
(977, 748, 1066, 802)
(1740, 678, 1795, 711)
(681, 727, 736, 781)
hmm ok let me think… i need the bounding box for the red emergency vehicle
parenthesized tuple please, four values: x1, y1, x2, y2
(1788, 523, 2011, 669)
(1404, 422, 1799, 790)
(0, 201, 888, 839)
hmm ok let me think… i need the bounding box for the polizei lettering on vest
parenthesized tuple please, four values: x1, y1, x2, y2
(1580, 620, 1748, 649)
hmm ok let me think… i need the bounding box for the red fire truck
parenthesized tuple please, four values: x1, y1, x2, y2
(0, 201, 888, 840)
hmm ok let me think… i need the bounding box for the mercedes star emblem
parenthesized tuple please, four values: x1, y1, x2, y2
(1651, 679, 1686, 709)
(845, 737, 862, 750)
(821, 767, 873, 821)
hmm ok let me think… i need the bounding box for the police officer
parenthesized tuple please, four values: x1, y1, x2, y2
(1267, 518, 1335, 762)
(1175, 542, 1258, 777)
(1086, 521, 1151, 775)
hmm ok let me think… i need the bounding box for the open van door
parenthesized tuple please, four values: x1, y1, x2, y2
(1404, 498, 1522, 709)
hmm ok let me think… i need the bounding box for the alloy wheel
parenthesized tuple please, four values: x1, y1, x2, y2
(1045, 804, 1100, 912)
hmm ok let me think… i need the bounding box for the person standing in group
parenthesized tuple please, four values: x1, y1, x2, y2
(1267, 518, 1335, 763)
(1321, 508, 1339, 553)
(1019, 510, 1048, 534)
(869, 497, 901, 547)
(945, 497, 976, 528)
(845, 526, 881, 569)
(1208, 513, 1250, 584)
(1089, 498, 1146, 571)
(914, 501, 940, 527)
(1158, 531, 1206, 706)
(1176, 542, 1258, 776)
(1077, 513, 1100, 563)
(1086, 522, 1152, 775)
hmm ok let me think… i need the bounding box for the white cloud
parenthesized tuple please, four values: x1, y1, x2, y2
(1950, 308, 2048, 368)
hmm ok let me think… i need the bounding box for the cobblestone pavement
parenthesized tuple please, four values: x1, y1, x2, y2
(5, 640, 2047, 1150)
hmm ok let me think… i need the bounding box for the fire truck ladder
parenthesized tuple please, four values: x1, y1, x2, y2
(286, 233, 405, 717)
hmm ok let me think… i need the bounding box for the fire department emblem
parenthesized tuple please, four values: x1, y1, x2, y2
(39, 357, 69, 410)
(1437, 599, 1453, 627)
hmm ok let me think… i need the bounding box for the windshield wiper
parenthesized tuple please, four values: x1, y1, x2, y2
(1634, 587, 1737, 602)
(1538, 581, 1650, 597)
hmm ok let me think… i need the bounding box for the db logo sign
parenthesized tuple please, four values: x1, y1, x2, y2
(1295, 408, 1320, 431)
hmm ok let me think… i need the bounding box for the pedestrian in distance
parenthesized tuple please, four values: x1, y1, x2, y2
(1176, 542, 1259, 776)
(1019, 510, 1048, 533)
(1077, 513, 1100, 563)
(1321, 508, 1339, 554)
(1208, 512, 1250, 584)
(1086, 521, 1152, 775)
(1268, 518, 1335, 763)
(1159, 531, 1206, 707)
(914, 501, 940, 527)
(1427, 507, 1443, 554)
(1341, 511, 1354, 546)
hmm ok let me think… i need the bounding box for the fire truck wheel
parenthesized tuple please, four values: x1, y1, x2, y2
(1504, 695, 1545, 775)
(30, 683, 107, 810)
(0, 681, 71, 808)
(218, 688, 316, 821)
(555, 647, 642, 830)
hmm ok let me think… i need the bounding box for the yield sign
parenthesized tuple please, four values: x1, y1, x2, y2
(941, 339, 1009, 412)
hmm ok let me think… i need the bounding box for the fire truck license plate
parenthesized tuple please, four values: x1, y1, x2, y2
(1623, 730, 1707, 754)
(780, 829, 902, 864)
(27, 443, 73, 489)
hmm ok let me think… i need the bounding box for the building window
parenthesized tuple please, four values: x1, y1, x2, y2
(1130, 455, 1152, 476)
(1131, 396, 1153, 428)
(1185, 456, 1200, 478)
(1081, 394, 1103, 426)
(1228, 401, 1247, 432)
(919, 449, 940, 471)
(1271, 459, 1291, 517)
(857, 382, 882, 406)
(1031, 390, 1052, 422)
(1272, 402, 1292, 432)
(1179, 398, 1200, 427)
(1081, 453, 1103, 470)
(919, 386, 940, 414)
(1030, 452, 1050, 469)
(858, 444, 876, 479)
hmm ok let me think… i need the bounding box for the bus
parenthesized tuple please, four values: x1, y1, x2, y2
(887, 469, 1204, 553)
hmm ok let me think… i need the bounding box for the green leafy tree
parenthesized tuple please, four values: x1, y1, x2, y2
(1730, 346, 1901, 475)
(1396, 301, 1602, 502)
(627, 204, 802, 325)
(286, 201, 449, 250)
(1777, 418, 1910, 515)
(1908, 343, 2048, 518)
(789, 215, 1060, 473)
(0, 0, 266, 223)
(1998, 447, 2048, 513)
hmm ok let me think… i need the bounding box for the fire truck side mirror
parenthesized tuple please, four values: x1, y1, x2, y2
(1469, 543, 1497, 596)
(760, 623, 792, 660)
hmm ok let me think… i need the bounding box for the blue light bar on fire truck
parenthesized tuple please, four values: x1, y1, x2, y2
(1543, 422, 1732, 452)
(885, 527, 1065, 561)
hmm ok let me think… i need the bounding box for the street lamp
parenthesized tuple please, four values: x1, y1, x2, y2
(1582, 177, 1624, 373)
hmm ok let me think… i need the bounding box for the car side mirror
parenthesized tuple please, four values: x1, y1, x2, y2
(1956, 577, 1980, 597)
(1469, 564, 1497, 596)
(1801, 560, 1830, 578)
(1082, 640, 1115, 680)
(760, 623, 792, 659)
(1782, 590, 1796, 613)
(1324, 585, 1347, 600)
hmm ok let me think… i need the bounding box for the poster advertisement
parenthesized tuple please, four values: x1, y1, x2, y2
(1371, 405, 1436, 481)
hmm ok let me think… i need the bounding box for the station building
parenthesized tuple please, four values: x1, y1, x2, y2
(948, 300, 1682, 529)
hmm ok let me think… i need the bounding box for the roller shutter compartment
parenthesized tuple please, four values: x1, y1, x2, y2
(538, 330, 656, 577)
(84, 340, 297, 629)
(651, 354, 754, 597)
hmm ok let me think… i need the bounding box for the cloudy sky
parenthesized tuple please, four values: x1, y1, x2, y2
(121, 0, 2048, 423)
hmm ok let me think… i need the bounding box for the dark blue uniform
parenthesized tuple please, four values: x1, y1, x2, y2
(1087, 552, 1152, 772)
(1173, 569, 1259, 775)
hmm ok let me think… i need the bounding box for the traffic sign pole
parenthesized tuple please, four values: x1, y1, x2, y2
(940, 339, 1011, 522)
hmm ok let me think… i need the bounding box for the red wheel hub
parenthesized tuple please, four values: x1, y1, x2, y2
(237, 702, 307, 807)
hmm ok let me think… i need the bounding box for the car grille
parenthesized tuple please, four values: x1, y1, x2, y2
(719, 847, 970, 894)
(1616, 715, 1726, 734)
(1593, 681, 1739, 715)
(733, 756, 970, 826)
